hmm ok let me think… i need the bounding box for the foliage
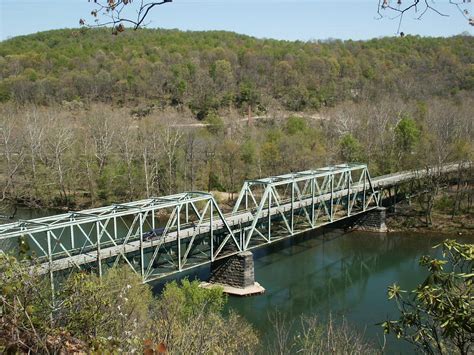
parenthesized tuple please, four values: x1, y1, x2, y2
(339, 133, 362, 162)
(0, 254, 53, 353)
(0, 255, 258, 354)
(285, 116, 307, 135)
(0, 256, 153, 352)
(268, 312, 377, 354)
(205, 112, 225, 135)
(151, 280, 258, 354)
(395, 116, 420, 154)
(0, 30, 472, 211)
(58, 267, 152, 351)
(382, 240, 474, 354)
(0, 29, 472, 114)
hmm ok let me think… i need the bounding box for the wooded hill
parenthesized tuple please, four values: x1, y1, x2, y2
(0, 30, 472, 210)
(0, 29, 472, 117)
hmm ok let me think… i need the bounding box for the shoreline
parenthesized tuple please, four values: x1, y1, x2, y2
(386, 212, 473, 237)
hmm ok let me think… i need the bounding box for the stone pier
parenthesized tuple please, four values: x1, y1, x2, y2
(202, 251, 265, 296)
(351, 207, 388, 233)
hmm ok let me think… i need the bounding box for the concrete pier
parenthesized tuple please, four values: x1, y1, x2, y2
(351, 207, 388, 233)
(207, 251, 265, 296)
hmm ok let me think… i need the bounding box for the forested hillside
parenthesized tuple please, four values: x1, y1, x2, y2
(0, 29, 472, 116)
(0, 29, 473, 209)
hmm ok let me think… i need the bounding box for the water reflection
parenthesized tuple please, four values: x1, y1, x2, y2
(227, 229, 449, 353)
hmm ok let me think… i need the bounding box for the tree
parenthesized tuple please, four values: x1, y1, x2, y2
(0, 254, 53, 353)
(0, 255, 258, 354)
(59, 267, 152, 351)
(220, 139, 243, 198)
(394, 115, 420, 169)
(82, 0, 473, 35)
(81, 0, 173, 33)
(0, 107, 25, 204)
(267, 311, 377, 354)
(45, 118, 73, 205)
(159, 126, 183, 194)
(382, 240, 473, 354)
(377, 0, 474, 33)
(150, 279, 258, 354)
(339, 133, 363, 163)
(0, 254, 152, 353)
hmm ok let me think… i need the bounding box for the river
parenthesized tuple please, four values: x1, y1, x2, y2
(224, 229, 457, 354)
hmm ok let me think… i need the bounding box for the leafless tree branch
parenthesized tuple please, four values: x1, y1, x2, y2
(377, 0, 473, 33)
(81, 0, 172, 34)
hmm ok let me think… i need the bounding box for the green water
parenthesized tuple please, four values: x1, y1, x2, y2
(225, 229, 463, 354)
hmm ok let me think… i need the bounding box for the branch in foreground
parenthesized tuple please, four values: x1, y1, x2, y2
(81, 0, 173, 34)
(377, 0, 473, 33)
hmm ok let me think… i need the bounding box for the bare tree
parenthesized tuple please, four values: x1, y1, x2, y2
(184, 131, 197, 191)
(138, 119, 162, 198)
(87, 114, 115, 176)
(0, 109, 25, 203)
(377, 0, 473, 33)
(81, 0, 172, 33)
(159, 126, 183, 195)
(117, 122, 138, 199)
(45, 118, 73, 205)
(24, 108, 45, 183)
(82, 0, 472, 34)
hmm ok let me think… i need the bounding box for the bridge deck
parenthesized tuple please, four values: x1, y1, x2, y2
(40, 183, 374, 272)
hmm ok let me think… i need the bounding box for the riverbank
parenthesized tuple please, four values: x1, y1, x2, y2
(386, 204, 473, 236)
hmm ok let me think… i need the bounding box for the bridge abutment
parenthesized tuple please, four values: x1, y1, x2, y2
(352, 207, 388, 233)
(204, 251, 265, 296)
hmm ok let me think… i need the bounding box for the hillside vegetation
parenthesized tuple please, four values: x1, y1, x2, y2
(0, 29, 473, 116)
(0, 30, 472, 211)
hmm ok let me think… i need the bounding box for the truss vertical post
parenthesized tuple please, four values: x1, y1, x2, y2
(330, 174, 334, 222)
(70, 218, 74, 249)
(210, 201, 214, 261)
(311, 177, 315, 226)
(363, 169, 367, 211)
(47, 230, 55, 305)
(139, 212, 144, 279)
(113, 213, 118, 241)
(268, 188, 271, 241)
(177, 205, 181, 271)
(185, 202, 189, 224)
(239, 222, 243, 250)
(96, 221, 102, 277)
(347, 171, 351, 216)
(245, 184, 248, 210)
(291, 181, 294, 233)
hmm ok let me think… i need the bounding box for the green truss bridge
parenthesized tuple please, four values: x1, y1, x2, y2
(0, 162, 463, 290)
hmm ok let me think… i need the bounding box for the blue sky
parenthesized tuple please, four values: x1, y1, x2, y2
(0, 0, 472, 41)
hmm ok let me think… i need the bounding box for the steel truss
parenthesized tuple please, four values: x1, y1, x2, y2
(0, 192, 240, 284)
(232, 163, 379, 250)
(0, 163, 382, 287)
